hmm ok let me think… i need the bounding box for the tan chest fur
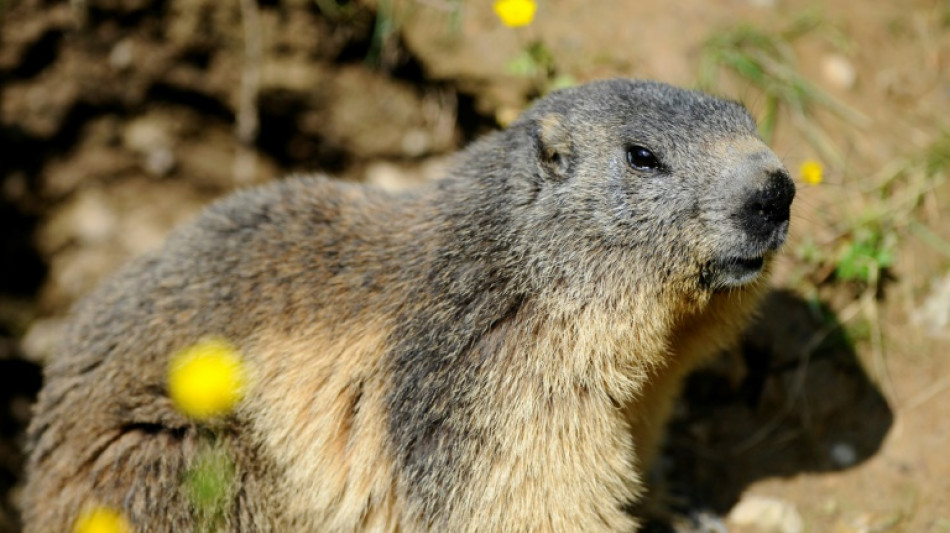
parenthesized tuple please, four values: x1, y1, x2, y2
(246, 318, 399, 531)
(243, 276, 760, 532)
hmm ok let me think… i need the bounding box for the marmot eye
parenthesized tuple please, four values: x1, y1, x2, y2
(626, 146, 660, 171)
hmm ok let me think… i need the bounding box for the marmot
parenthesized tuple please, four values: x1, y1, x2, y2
(23, 79, 794, 532)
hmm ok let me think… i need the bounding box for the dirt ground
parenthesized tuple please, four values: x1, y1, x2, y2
(1, 0, 949, 531)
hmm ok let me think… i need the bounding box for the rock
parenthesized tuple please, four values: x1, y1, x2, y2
(109, 39, 135, 71)
(830, 442, 858, 468)
(913, 273, 950, 338)
(674, 510, 729, 533)
(123, 115, 174, 156)
(20, 317, 68, 364)
(821, 54, 857, 91)
(66, 190, 119, 247)
(123, 114, 180, 177)
(365, 162, 411, 191)
(728, 495, 804, 533)
(364, 157, 450, 191)
(401, 128, 433, 158)
(144, 147, 177, 177)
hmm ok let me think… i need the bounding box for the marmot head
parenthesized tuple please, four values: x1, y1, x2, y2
(504, 79, 795, 297)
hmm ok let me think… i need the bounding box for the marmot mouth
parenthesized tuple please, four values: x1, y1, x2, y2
(700, 255, 766, 290)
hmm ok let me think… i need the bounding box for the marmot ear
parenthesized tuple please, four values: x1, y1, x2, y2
(535, 113, 573, 181)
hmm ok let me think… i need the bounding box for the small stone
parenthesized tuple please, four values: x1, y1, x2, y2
(913, 273, 950, 338)
(123, 116, 178, 176)
(401, 129, 431, 157)
(20, 317, 69, 364)
(144, 147, 177, 177)
(495, 106, 522, 127)
(71, 192, 118, 245)
(728, 495, 803, 533)
(365, 161, 422, 191)
(123, 116, 172, 155)
(679, 509, 728, 533)
(830, 442, 858, 467)
(821, 54, 857, 90)
(109, 39, 134, 71)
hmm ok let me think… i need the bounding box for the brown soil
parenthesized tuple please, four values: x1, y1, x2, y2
(2, 0, 948, 531)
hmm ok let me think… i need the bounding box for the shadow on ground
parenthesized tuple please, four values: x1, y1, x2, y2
(645, 289, 894, 531)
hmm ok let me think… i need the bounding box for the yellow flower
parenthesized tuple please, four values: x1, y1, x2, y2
(799, 159, 823, 185)
(493, 0, 537, 27)
(73, 506, 132, 533)
(168, 337, 247, 420)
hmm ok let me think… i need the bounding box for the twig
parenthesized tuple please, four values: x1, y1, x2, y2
(906, 375, 950, 410)
(910, 221, 950, 260)
(862, 276, 897, 404)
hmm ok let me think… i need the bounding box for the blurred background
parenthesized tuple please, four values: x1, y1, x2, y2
(1, 0, 948, 531)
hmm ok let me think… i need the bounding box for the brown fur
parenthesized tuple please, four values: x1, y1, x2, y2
(23, 79, 793, 531)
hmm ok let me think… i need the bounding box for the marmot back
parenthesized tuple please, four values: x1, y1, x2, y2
(23, 79, 794, 532)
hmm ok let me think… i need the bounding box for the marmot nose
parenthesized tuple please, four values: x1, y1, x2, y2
(741, 170, 796, 241)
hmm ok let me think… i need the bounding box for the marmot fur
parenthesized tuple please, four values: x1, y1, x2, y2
(23, 79, 794, 532)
